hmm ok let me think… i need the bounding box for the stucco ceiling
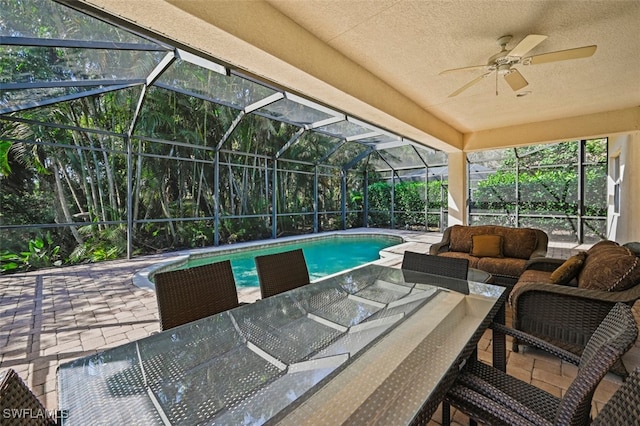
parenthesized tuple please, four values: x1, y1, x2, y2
(74, 0, 640, 152)
(265, 0, 640, 132)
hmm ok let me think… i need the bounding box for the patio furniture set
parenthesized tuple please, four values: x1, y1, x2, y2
(433, 225, 640, 376)
(2, 225, 639, 424)
(509, 239, 640, 368)
(56, 262, 507, 424)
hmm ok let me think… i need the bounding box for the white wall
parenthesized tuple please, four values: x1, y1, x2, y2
(446, 152, 467, 226)
(607, 131, 640, 243)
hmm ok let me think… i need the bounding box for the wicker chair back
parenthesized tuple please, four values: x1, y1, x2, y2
(444, 303, 637, 426)
(556, 302, 638, 425)
(401, 251, 469, 280)
(255, 248, 310, 299)
(0, 369, 55, 425)
(591, 367, 640, 425)
(154, 260, 239, 331)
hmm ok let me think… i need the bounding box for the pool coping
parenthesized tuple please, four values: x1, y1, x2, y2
(132, 230, 411, 291)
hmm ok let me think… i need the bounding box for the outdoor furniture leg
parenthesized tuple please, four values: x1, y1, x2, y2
(492, 302, 506, 372)
(442, 401, 451, 426)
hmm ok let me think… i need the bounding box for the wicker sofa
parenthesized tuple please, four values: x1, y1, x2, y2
(429, 225, 549, 286)
(509, 240, 640, 374)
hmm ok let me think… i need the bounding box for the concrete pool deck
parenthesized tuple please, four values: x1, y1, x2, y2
(0, 228, 629, 424)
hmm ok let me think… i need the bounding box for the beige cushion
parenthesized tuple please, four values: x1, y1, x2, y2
(517, 269, 553, 285)
(471, 234, 503, 258)
(508, 270, 553, 306)
(550, 252, 587, 285)
(477, 256, 527, 277)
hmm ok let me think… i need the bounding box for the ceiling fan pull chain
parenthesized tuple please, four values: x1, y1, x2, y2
(495, 69, 499, 96)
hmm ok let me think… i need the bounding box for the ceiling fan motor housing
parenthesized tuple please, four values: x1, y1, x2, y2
(496, 63, 512, 75)
(488, 36, 518, 73)
(497, 35, 513, 47)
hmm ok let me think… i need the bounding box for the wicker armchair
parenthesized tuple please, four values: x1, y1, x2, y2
(510, 272, 640, 349)
(442, 303, 637, 426)
(591, 367, 640, 424)
(510, 251, 640, 375)
(154, 260, 239, 331)
(0, 369, 56, 426)
(255, 248, 310, 299)
(401, 251, 469, 280)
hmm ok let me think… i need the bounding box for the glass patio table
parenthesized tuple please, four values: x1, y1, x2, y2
(57, 263, 506, 425)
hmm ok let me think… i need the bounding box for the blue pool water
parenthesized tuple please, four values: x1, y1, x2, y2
(178, 235, 401, 288)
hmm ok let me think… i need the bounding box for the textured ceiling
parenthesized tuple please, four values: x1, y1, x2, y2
(266, 0, 640, 133)
(76, 0, 640, 151)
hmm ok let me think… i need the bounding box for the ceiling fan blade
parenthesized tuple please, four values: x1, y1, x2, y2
(448, 72, 492, 97)
(504, 69, 528, 91)
(439, 64, 488, 75)
(525, 45, 597, 65)
(509, 34, 548, 57)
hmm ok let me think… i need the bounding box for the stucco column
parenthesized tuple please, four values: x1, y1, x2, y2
(608, 132, 640, 242)
(447, 151, 467, 226)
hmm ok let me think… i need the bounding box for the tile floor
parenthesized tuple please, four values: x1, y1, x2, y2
(0, 229, 631, 424)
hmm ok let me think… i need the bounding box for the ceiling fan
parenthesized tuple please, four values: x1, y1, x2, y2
(440, 34, 597, 97)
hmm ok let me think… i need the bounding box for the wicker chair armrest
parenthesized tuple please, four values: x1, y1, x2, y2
(491, 323, 581, 365)
(529, 248, 548, 259)
(429, 226, 453, 255)
(523, 257, 565, 272)
(429, 241, 450, 254)
(511, 281, 640, 306)
(447, 383, 544, 426)
(530, 229, 549, 259)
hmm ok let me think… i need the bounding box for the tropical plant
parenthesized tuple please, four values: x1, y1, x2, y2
(0, 233, 62, 272)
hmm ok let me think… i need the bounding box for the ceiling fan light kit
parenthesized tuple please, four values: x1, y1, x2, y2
(441, 34, 597, 97)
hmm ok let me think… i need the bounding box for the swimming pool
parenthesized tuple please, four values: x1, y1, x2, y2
(141, 233, 404, 289)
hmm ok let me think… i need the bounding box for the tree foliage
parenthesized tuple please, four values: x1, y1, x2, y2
(367, 179, 447, 228)
(0, 1, 609, 271)
(470, 140, 607, 240)
(0, 85, 373, 272)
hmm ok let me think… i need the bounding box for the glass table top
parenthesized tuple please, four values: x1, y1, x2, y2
(57, 264, 505, 425)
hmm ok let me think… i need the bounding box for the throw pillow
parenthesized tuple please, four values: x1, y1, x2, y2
(587, 240, 619, 254)
(471, 234, 503, 258)
(579, 246, 640, 291)
(550, 251, 587, 285)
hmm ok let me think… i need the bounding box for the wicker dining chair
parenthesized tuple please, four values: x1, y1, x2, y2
(154, 260, 239, 331)
(0, 369, 56, 426)
(591, 367, 640, 424)
(443, 302, 638, 426)
(401, 250, 469, 280)
(255, 248, 310, 299)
